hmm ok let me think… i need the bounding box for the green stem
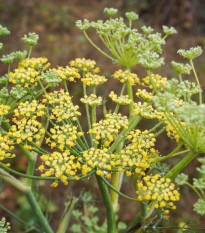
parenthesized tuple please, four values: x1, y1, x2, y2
(102, 176, 143, 202)
(164, 150, 198, 179)
(28, 46, 33, 59)
(26, 153, 37, 186)
(108, 115, 141, 154)
(76, 118, 89, 149)
(0, 162, 95, 180)
(83, 83, 93, 146)
(26, 190, 54, 233)
(0, 204, 40, 232)
(83, 30, 117, 63)
(185, 182, 203, 199)
(56, 198, 77, 233)
(147, 70, 158, 94)
(110, 172, 123, 212)
(154, 127, 166, 137)
(126, 80, 134, 117)
(96, 175, 116, 233)
(114, 83, 126, 113)
(147, 122, 162, 134)
(64, 79, 69, 93)
(190, 59, 202, 104)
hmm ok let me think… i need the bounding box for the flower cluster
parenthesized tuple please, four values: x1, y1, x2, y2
(89, 113, 128, 146)
(113, 70, 139, 86)
(0, 105, 10, 116)
(81, 73, 107, 86)
(42, 66, 80, 86)
(136, 89, 153, 101)
(8, 67, 40, 88)
(42, 90, 81, 122)
(39, 150, 81, 186)
(80, 94, 102, 106)
(82, 148, 116, 177)
(13, 100, 46, 118)
(0, 133, 15, 162)
(119, 130, 157, 176)
(9, 118, 45, 148)
(134, 102, 163, 120)
(18, 58, 50, 71)
(109, 91, 132, 105)
(136, 174, 180, 213)
(70, 58, 99, 73)
(46, 124, 83, 150)
(141, 74, 167, 91)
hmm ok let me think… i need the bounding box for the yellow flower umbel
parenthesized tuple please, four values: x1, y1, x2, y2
(18, 57, 50, 71)
(141, 73, 167, 91)
(8, 67, 41, 88)
(81, 73, 107, 86)
(43, 89, 81, 122)
(46, 124, 83, 150)
(82, 147, 116, 177)
(136, 174, 180, 213)
(134, 102, 163, 120)
(13, 100, 46, 118)
(49, 66, 80, 81)
(9, 100, 47, 148)
(0, 105, 10, 116)
(119, 130, 157, 176)
(81, 94, 102, 106)
(70, 58, 100, 73)
(89, 113, 128, 146)
(0, 133, 15, 162)
(113, 70, 140, 86)
(109, 91, 132, 105)
(39, 150, 82, 186)
(136, 89, 153, 102)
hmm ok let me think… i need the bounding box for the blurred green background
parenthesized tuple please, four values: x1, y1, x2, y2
(0, 0, 205, 232)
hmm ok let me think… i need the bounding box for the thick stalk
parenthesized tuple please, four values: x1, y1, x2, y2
(164, 150, 198, 179)
(56, 198, 77, 233)
(26, 190, 54, 233)
(110, 172, 124, 212)
(126, 80, 134, 117)
(96, 175, 116, 233)
(110, 142, 124, 212)
(26, 153, 37, 186)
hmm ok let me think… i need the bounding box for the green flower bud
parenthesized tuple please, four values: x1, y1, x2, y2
(141, 25, 153, 35)
(0, 75, 8, 85)
(0, 87, 9, 102)
(175, 173, 188, 185)
(193, 199, 205, 215)
(76, 19, 90, 30)
(0, 217, 11, 232)
(0, 25, 10, 36)
(178, 46, 203, 60)
(162, 25, 177, 36)
(0, 43, 3, 50)
(0, 53, 15, 65)
(171, 61, 192, 74)
(14, 50, 27, 61)
(193, 178, 205, 189)
(22, 32, 39, 46)
(125, 12, 139, 21)
(139, 51, 164, 70)
(10, 86, 28, 99)
(104, 8, 118, 17)
(41, 69, 62, 86)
